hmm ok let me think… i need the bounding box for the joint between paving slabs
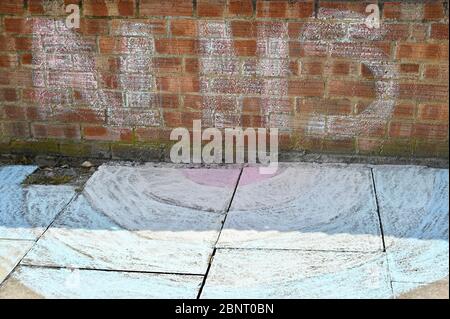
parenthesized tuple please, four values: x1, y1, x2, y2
(0, 189, 79, 289)
(197, 167, 244, 299)
(370, 167, 387, 253)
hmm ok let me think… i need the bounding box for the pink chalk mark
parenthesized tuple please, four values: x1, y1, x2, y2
(182, 166, 282, 188)
(182, 169, 240, 188)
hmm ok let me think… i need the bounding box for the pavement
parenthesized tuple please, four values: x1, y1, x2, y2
(0, 162, 448, 299)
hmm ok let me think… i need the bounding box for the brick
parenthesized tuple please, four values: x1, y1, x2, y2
(0, 36, 15, 51)
(288, 79, 324, 97)
(424, 2, 445, 21)
(4, 18, 33, 34)
(400, 63, 419, 74)
(380, 139, 413, 157)
(329, 80, 376, 99)
(20, 53, 32, 65)
(413, 124, 448, 140)
(382, 2, 401, 20)
(183, 95, 202, 110)
(197, 0, 226, 17)
(415, 140, 449, 158)
(83, 0, 135, 17)
(0, 70, 32, 87)
(0, 88, 18, 102)
(32, 123, 81, 139)
(383, 2, 423, 21)
(152, 57, 183, 73)
(77, 18, 109, 36)
(300, 60, 324, 76)
(399, 83, 448, 102)
(0, 54, 18, 68)
(140, 0, 193, 17)
(28, 0, 45, 14)
(58, 141, 110, 158)
(110, 19, 166, 35)
(53, 108, 105, 124)
(2, 122, 30, 137)
(288, 22, 305, 38)
(2, 105, 27, 121)
(184, 58, 199, 73)
(163, 111, 202, 127)
(410, 24, 428, 42)
(14, 37, 32, 51)
(23, 88, 72, 105)
(257, 0, 314, 19)
(159, 94, 180, 109)
(0, 0, 24, 15)
(228, 0, 253, 17)
(111, 144, 163, 161)
(331, 42, 391, 59)
(99, 37, 125, 53)
(242, 97, 261, 113)
(231, 21, 257, 38)
(397, 43, 449, 60)
(389, 121, 414, 138)
(289, 42, 328, 57)
(158, 76, 199, 93)
(325, 60, 356, 76)
(430, 23, 449, 40)
(234, 40, 257, 56)
(297, 98, 352, 116)
(135, 127, 171, 142)
(155, 39, 198, 55)
(418, 103, 449, 122)
(383, 23, 410, 41)
(323, 138, 355, 154)
(241, 114, 264, 128)
(423, 64, 449, 80)
(83, 126, 133, 142)
(357, 138, 383, 154)
(319, 0, 372, 15)
(25, 107, 47, 121)
(393, 102, 415, 120)
(170, 19, 197, 37)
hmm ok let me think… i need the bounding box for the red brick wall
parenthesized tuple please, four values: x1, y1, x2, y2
(0, 0, 448, 159)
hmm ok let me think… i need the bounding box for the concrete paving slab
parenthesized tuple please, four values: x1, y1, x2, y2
(0, 266, 202, 299)
(218, 164, 383, 252)
(23, 165, 240, 274)
(0, 240, 33, 284)
(85, 164, 241, 213)
(201, 249, 392, 299)
(0, 185, 75, 240)
(373, 166, 449, 284)
(22, 195, 223, 274)
(0, 165, 37, 189)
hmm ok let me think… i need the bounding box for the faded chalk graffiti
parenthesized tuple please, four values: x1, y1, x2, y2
(31, 9, 399, 137)
(256, 22, 291, 128)
(198, 21, 241, 128)
(302, 8, 399, 137)
(32, 19, 163, 128)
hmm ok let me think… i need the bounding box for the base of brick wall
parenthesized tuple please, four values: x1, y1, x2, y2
(1, 139, 448, 169)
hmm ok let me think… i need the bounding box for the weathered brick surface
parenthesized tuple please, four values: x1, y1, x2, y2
(0, 0, 448, 159)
